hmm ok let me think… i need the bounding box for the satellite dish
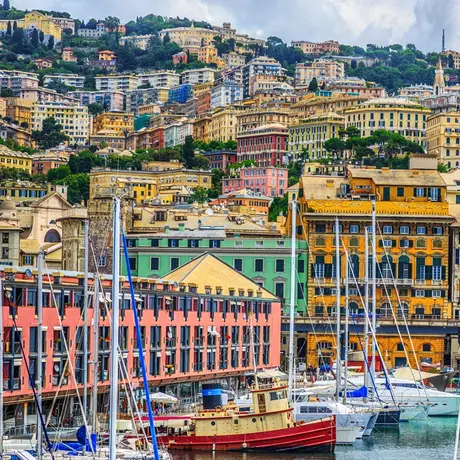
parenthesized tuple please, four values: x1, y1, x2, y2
(25, 269, 32, 278)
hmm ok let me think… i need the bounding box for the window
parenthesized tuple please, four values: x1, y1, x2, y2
(275, 282, 284, 298)
(127, 239, 136, 248)
(170, 258, 179, 270)
(298, 259, 305, 273)
(255, 259, 264, 272)
(168, 239, 179, 248)
(349, 225, 359, 234)
(98, 255, 107, 267)
(275, 259, 285, 272)
(415, 290, 424, 297)
(422, 343, 431, 352)
(209, 240, 221, 248)
(234, 259, 243, 272)
(382, 239, 393, 248)
(414, 187, 425, 197)
(150, 257, 159, 271)
(23, 255, 33, 265)
(397, 187, 404, 197)
(432, 226, 443, 235)
(315, 224, 326, 233)
(188, 239, 200, 248)
(432, 290, 442, 298)
(399, 226, 410, 234)
(383, 225, 393, 234)
(416, 226, 426, 235)
(129, 258, 136, 271)
(151, 239, 159, 247)
(456, 195, 460, 204)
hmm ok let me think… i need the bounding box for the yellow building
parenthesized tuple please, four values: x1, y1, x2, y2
(98, 50, 116, 61)
(344, 98, 431, 147)
(31, 103, 89, 145)
(210, 108, 239, 142)
(291, 93, 369, 123)
(236, 105, 293, 136)
(89, 168, 213, 204)
(0, 145, 32, 173)
(197, 45, 218, 64)
(192, 115, 212, 143)
(95, 75, 138, 92)
(5, 98, 33, 128)
(295, 163, 454, 368)
(426, 111, 460, 167)
(288, 112, 345, 160)
(0, 11, 63, 42)
(93, 112, 135, 135)
(442, 50, 460, 70)
(159, 26, 217, 47)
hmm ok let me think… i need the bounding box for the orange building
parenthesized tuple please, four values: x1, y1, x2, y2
(98, 50, 117, 62)
(62, 47, 77, 63)
(210, 189, 273, 217)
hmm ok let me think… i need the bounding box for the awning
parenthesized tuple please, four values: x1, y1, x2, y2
(256, 369, 288, 379)
(149, 392, 178, 403)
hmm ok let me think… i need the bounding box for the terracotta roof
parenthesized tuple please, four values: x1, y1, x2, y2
(348, 167, 445, 187)
(162, 252, 277, 300)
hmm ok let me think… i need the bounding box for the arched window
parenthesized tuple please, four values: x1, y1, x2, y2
(349, 301, 359, 315)
(422, 343, 431, 352)
(447, 137, 451, 144)
(381, 302, 392, 317)
(398, 255, 411, 280)
(397, 302, 409, 318)
(380, 255, 393, 279)
(44, 229, 61, 243)
(348, 254, 360, 278)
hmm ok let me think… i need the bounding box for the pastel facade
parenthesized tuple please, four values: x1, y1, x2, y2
(44, 74, 85, 89)
(181, 68, 216, 86)
(137, 71, 180, 89)
(222, 166, 288, 197)
(211, 80, 243, 109)
(295, 60, 345, 85)
(68, 90, 125, 112)
(95, 75, 138, 92)
(93, 112, 135, 135)
(426, 112, 460, 167)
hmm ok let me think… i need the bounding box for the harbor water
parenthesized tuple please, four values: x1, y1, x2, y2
(169, 418, 457, 460)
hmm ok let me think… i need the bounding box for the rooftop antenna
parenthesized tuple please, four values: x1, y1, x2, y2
(442, 29, 446, 53)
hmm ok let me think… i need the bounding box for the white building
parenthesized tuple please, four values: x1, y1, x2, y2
(31, 102, 89, 145)
(211, 80, 243, 109)
(120, 34, 155, 50)
(77, 23, 105, 38)
(137, 71, 180, 89)
(44, 74, 85, 89)
(295, 59, 344, 85)
(180, 68, 216, 85)
(95, 75, 138, 92)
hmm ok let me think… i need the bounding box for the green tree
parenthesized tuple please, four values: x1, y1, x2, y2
(163, 32, 170, 44)
(269, 195, 288, 222)
(0, 88, 13, 98)
(87, 103, 104, 116)
(20, 122, 28, 129)
(47, 165, 71, 182)
(6, 20, 11, 36)
(448, 54, 455, 69)
(58, 173, 89, 204)
(104, 16, 120, 33)
(188, 186, 209, 204)
(12, 20, 17, 31)
(48, 35, 55, 49)
(32, 117, 69, 149)
(68, 151, 103, 174)
(31, 28, 39, 47)
(11, 27, 22, 44)
(39, 30, 44, 43)
(308, 77, 318, 92)
(324, 138, 347, 158)
(182, 135, 195, 168)
(3, 0, 10, 11)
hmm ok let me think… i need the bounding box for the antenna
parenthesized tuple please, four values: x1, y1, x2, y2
(442, 29, 446, 53)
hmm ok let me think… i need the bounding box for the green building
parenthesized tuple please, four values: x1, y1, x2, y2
(122, 226, 308, 315)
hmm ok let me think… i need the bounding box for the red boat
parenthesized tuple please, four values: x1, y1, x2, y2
(164, 382, 336, 453)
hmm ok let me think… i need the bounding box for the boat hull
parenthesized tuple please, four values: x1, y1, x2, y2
(166, 417, 336, 452)
(375, 410, 400, 426)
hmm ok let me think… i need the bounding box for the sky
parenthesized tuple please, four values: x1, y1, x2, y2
(14, 0, 460, 52)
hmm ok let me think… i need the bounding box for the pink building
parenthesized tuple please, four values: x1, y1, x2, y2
(237, 123, 288, 167)
(222, 166, 288, 197)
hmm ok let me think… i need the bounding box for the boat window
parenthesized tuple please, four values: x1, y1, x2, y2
(318, 406, 333, 413)
(270, 391, 285, 401)
(393, 383, 417, 388)
(300, 406, 318, 413)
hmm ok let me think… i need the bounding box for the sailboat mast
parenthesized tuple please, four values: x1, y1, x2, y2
(364, 228, 369, 399)
(335, 218, 341, 402)
(0, 275, 4, 457)
(109, 197, 121, 460)
(344, 249, 349, 406)
(83, 219, 89, 425)
(91, 276, 100, 431)
(287, 199, 297, 401)
(371, 201, 377, 397)
(37, 250, 44, 460)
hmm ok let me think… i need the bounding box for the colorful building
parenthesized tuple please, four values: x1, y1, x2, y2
(344, 98, 430, 148)
(44, 74, 85, 89)
(209, 108, 239, 143)
(5, 97, 34, 128)
(222, 166, 288, 197)
(211, 80, 244, 109)
(93, 112, 135, 136)
(242, 57, 283, 98)
(95, 75, 138, 92)
(426, 111, 460, 167)
(168, 84, 193, 104)
(237, 123, 289, 166)
(288, 112, 345, 160)
(201, 150, 237, 172)
(0, 145, 32, 173)
(211, 189, 273, 217)
(137, 71, 180, 89)
(0, 258, 281, 409)
(31, 102, 89, 145)
(293, 163, 455, 368)
(31, 151, 68, 175)
(68, 90, 125, 112)
(181, 68, 216, 86)
(61, 47, 77, 62)
(295, 60, 344, 85)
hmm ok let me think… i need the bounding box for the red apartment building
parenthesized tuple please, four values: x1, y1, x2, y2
(0, 255, 281, 417)
(237, 123, 289, 167)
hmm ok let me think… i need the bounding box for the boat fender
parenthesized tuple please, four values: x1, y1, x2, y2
(242, 443, 247, 449)
(215, 406, 222, 411)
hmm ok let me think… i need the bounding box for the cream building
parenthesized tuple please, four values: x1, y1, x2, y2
(288, 112, 345, 160)
(427, 112, 460, 167)
(210, 108, 239, 142)
(295, 60, 344, 85)
(344, 98, 430, 147)
(95, 75, 138, 92)
(31, 102, 89, 145)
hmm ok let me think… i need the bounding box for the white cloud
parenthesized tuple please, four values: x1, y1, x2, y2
(13, 0, 460, 51)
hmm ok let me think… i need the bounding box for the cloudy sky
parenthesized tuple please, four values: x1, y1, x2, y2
(14, 0, 460, 52)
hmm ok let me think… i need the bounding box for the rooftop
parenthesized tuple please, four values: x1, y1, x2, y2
(348, 167, 445, 187)
(162, 252, 277, 300)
